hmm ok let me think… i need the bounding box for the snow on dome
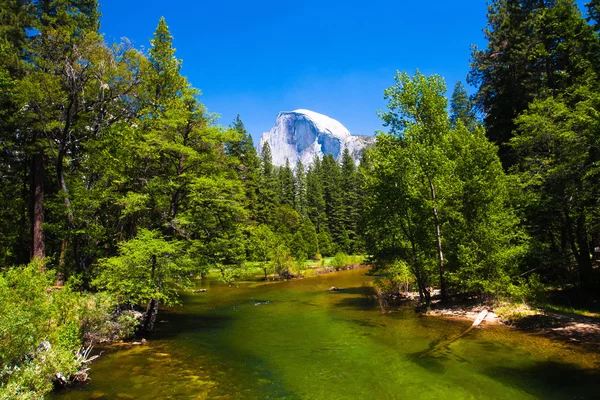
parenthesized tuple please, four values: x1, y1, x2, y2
(292, 109, 351, 139)
(258, 109, 374, 167)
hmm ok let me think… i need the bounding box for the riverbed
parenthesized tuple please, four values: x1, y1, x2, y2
(53, 269, 600, 399)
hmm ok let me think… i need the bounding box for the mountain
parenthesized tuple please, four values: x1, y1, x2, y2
(257, 109, 375, 166)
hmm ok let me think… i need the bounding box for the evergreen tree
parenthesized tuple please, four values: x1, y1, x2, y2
(294, 159, 307, 216)
(511, 85, 600, 290)
(587, 0, 600, 31)
(227, 115, 261, 221)
(321, 154, 345, 251)
(278, 159, 295, 207)
(340, 148, 359, 252)
(469, 0, 600, 166)
(257, 142, 278, 225)
(450, 81, 477, 131)
(305, 158, 327, 233)
(299, 217, 319, 258)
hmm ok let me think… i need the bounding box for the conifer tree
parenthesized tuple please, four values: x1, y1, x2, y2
(340, 148, 359, 252)
(450, 81, 477, 131)
(305, 158, 327, 233)
(257, 142, 278, 225)
(294, 159, 307, 216)
(469, 0, 600, 166)
(278, 159, 295, 207)
(228, 115, 261, 220)
(321, 154, 345, 250)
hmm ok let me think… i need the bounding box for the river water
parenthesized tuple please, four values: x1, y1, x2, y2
(54, 269, 600, 399)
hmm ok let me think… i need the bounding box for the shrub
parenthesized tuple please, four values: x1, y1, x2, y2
(331, 252, 349, 271)
(0, 264, 83, 399)
(0, 264, 139, 399)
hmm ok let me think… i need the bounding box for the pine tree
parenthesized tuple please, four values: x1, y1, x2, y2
(147, 17, 186, 113)
(257, 142, 278, 225)
(278, 159, 295, 207)
(294, 159, 307, 216)
(340, 148, 359, 253)
(469, 0, 600, 166)
(321, 154, 345, 251)
(228, 115, 261, 221)
(450, 81, 477, 131)
(587, 0, 600, 31)
(305, 158, 327, 233)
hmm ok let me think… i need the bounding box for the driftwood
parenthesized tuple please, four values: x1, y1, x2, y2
(422, 309, 488, 357)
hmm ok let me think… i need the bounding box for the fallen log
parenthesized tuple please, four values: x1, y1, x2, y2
(421, 309, 488, 357)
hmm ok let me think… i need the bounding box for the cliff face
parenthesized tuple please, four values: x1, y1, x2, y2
(258, 109, 374, 166)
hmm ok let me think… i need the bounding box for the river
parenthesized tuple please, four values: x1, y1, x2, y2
(53, 268, 600, 399)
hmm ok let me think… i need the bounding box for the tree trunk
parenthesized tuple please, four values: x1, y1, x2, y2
(55, 149, 74, 285)
(576, 212, 593, 283)
(141, 254, 160, 334)
(31, 150, 45, 268)
(141, 299, 159, 334)
(429, 180, 446, 302)
(56, 239, 67, 286)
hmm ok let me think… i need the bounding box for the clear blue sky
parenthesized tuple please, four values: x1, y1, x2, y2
(97, 0, 586, 143)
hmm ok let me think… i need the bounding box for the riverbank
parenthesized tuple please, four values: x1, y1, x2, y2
(424, 300, 600, 350)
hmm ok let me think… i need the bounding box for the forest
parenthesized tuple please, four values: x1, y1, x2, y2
(1, 0, 599, 398)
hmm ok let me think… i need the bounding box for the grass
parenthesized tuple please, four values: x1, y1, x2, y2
(539, 303, 600, 319)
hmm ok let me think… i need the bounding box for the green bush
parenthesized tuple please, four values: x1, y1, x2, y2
(0, 263, 83, 399)
(330, 252, 349, 271)
(330, 253, 365, 271)
(0, 263, 139, 399)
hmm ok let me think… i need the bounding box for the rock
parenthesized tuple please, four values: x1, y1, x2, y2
(36, 341, 51, 352)
(194, 289, 207, 293)
(258, 109, 374, 166)
(328, 287, 341, 292)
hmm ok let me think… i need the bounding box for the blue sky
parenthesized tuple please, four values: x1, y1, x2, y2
(98, 1, 587, 143)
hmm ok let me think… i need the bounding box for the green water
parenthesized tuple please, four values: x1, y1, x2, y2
(54, 269, 600, 399)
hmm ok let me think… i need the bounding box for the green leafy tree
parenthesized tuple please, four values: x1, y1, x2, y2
(94, 229, 190, 333)
(299, 218, 319, 259)
(511, 85, 600, 289)
(247, 224, 276, 280)
(368, 70, 524, 304)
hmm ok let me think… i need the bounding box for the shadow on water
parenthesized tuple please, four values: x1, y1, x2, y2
(482, 361, 600, 399)
(152, 311, 235, 340)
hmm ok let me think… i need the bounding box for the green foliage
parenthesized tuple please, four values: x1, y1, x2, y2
(330, 253, 364, 271)
(93, 230, 190, 306)
(0, 264, 87, 399)
(511, 86, 600, 287)
(450, 81, 478, 131)
(469, 0, 600, 165)
(271, 244, 293, 279)
(367, 70, 524, 303)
